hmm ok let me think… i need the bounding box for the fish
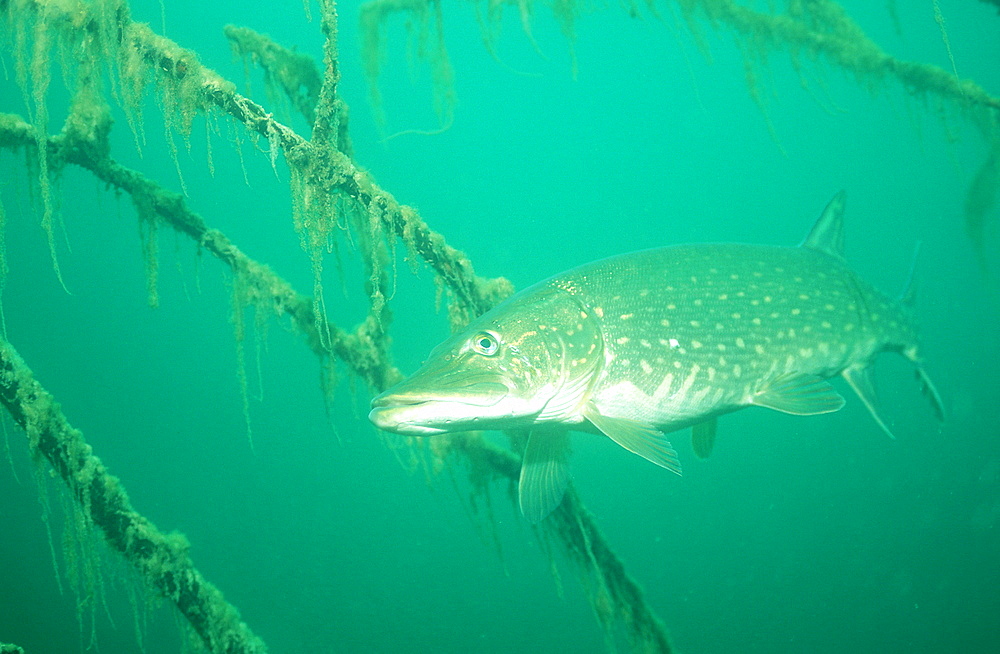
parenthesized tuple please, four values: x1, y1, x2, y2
(369, 192, 945, 522)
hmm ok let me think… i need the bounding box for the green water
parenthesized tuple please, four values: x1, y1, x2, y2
(1, 1, 998, 652)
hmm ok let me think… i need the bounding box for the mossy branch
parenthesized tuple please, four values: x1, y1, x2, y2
(2, 1, 665, 649)
(676, 0, 1000, 112)
(0, 109, 399, 390)
(223, 24, 322, 127)
(124, 21, 507, 318)
(0, 335, 268, 654)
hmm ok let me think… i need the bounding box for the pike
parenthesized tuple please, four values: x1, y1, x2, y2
(369, 193, 945, 522)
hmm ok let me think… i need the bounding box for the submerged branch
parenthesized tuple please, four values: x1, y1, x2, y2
(0, 1, 694, 650)
(0, 335, 268, 654)
(126, 21, 508, 318)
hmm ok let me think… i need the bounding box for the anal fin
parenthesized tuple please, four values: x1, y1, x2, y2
(750, 372, 846, 416)
(692, 418, 718, 459)
(841, 364, 896, 439)
(518, 431, 571, 524)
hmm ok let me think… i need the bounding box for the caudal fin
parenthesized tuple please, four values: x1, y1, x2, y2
(909, 354, 946, 423)
(842, 354, 945, 439)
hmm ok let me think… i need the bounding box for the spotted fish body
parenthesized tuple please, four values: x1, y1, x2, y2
(370, 193, 944, 522)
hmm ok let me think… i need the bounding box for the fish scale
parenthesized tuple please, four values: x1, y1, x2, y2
(369, 192, 945, 523)
(561, 243, 910, 430)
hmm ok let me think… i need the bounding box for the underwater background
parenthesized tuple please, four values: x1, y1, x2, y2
(1, 0, 999, 652)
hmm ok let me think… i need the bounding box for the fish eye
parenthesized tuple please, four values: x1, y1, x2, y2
(471, 331, 500, 356)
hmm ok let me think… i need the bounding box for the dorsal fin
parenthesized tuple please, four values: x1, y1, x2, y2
(801, 191, 847, 258)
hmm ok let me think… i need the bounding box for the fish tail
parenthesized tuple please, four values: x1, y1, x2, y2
(902, 346, 946, 423)
(899, 241, 922, 309)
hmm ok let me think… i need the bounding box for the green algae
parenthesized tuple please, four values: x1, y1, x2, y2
(0, 336, 269, 654)
(2, 1, 998, 653)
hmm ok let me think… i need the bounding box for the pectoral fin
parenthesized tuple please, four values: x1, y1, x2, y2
(692, 418, 718, 459)
(842, 364, 896, 439)
(518, 431, 571, 524)
(750, 372, 845, 415)
(583, 403, 682, 475)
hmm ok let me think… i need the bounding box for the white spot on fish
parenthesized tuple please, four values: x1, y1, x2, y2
(736, 337, 746, 348)
(654, 373, 675, 400)
(752, 317, 762, 325)
(693, 385, 713, 403)
(732, 312, 742, 320)
(798, 293, 810, 300)
(690, 320, 701, 327)
(692, 340, 703, 349)
(694, 299, 703, 306)
(640, 339, 651, 348)
(719, 293, 728, 300)
(845, 323, 856, 331)
(791, 308, 801, 315)
(620, 313, 634, 320)
(660, 319, 671, 327)
(717, 343, 726, 351)
(799, 347, 813, 358)
(733, 364, 742, 378)
(755, 344, 766, 354)
(616, 336, 630, 345)
(669, 338, 680, 348)
(679, 365, 701, 395)
(594, 306, 604, 318)
(667, 303, 677, 310)
(640, 359, 653, 374)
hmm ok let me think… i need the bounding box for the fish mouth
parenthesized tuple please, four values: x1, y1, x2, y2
(368, 383, 511, 435)
(367, 405, 446, 435)
(370, 379, 510, 410)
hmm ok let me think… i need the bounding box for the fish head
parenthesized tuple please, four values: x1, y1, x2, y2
(369, 286, 604, 435)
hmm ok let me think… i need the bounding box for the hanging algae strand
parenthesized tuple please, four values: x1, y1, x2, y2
(359, 0, 456, 134)
(3, 1, 668, 648)
(223, 24, 323, 127)
(378, 0, 1000, 260)
(0, 335, 268, 654)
